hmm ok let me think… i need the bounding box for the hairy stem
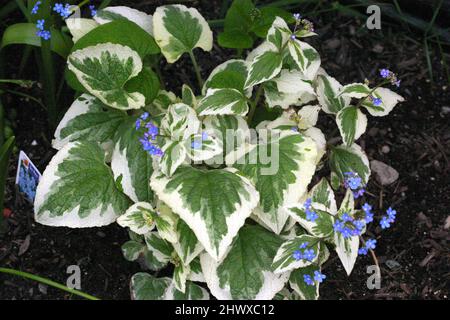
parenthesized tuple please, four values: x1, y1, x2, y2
(247, 85, 264, 125)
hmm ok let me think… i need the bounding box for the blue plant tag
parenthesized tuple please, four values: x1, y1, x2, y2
(15, 151, 42, 203)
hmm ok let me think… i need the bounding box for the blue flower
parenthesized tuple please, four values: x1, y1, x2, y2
(31, 1, 41, 15)
(53, 3, 72, 19)
(341, 213, 353, 222)
(365, 238, 377, 250)
(358, 247, 368, 255)
(394, 79, 401, 87)
(353, 219, 366, 230)
(290, 34, 296, 40)
(313, 270, 326, 283)
(380, 68, 390, 78)
(303, 249, 316, 261)
(293, 250, 303, 261)
(36, 19, 45, 30)
(293, 13, 302, 20)
(291, 126, 298, 132)
(303, 274, 314, 286)
(380, 216, 391, 229)
(36, 30, 51, 40)
(372, 97, 382, 106)
(362, 203, 372, 213)
(140, 112, 149, 120)
(353, 188, 365, 199)
(386, 207, 396, 221)
(89, 5, 97, 17)
(201, 131, 208, 140)
(306, 210, 318, 222)
(145, 122, 159, 140)
(299, 242, 308, 249)
(364, 211, 374, 223)
(191, 140, 202, 150)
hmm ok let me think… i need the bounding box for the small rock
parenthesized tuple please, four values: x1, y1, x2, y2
(370, 160, 399, 185)
(381, 145, 390, 153)
(97, 231, 106, 238)
(441, 106, 450, 115)
(444, 216, 450, 229)
(31, 140, 38, 146)
(38, 283, 48, 295)
(386, 259, 401, 270)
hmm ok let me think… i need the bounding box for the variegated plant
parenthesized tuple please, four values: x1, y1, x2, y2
(34, 4, 404, 300)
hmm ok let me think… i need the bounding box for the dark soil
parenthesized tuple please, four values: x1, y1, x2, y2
(0, 1, 449, 300)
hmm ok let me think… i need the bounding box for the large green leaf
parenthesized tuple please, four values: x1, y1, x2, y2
(203, 59, 249, 96)
(218, 0, 256, 49)
(172, 219, 203, 265)
(111, 117, 154, 203)
(94, 6, 153, 35)
(233, 131, 317, 233)
(68, 43, 145, 110)
(153, 4, 212, 63)
(53, 94, 127, 150)
(34, 141, 131, 227)
(315, 74, 350, 114)
(150, 167, 259, 261)
(1, 23, 73, 58)
(200, 224, 288, 300)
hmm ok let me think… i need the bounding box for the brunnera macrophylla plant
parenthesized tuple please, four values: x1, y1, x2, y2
(33, 4, 404, 300)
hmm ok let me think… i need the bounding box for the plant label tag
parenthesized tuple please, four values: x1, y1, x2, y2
(15, 151, 42, 203)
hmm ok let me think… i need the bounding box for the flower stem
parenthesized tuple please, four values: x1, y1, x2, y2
(0, 267, 99, 300)
(189, 51, 203, 90)
(359, 236, 381, 277)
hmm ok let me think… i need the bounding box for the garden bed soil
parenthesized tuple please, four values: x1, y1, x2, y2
(0, 1, 449, 300)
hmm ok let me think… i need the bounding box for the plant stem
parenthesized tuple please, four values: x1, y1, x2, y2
(359, 236, 381, 278)
(189, 51, 203, 91)
(246, 85, 264, 125)
(0, 267, 100, 300)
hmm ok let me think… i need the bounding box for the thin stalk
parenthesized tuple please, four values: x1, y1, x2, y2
(359, 237, 381, 277)
(246, 85, 264, 125)
(188, 51, 203, 91)
(0, 268, 100, 300)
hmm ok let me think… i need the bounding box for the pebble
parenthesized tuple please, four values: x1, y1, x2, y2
(370, 160, 399, 185)
(381, 145, 390, 153)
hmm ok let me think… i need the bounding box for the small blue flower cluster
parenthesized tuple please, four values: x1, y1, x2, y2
(31, 1, 41, 15)
(380, 207, 396, 229)
(304, 198, 318, 222)
(369, 95, 383, 107)
(303, 270, 326, 286)
(344, 171, 365, 198)
(53, 3, 72, 19)
(290, 13, 314, 40)
(358, 238, 377, 255)
(89, 5, 97, 17)
(135, 113, 164, 156)
(380, 68, 401, 87)
(293, 242, 316, 262)
(333, 212, 367, 239)
(36, 19, 51, 40)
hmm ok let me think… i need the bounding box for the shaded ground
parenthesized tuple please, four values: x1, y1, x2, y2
(0, 1, 449, 300)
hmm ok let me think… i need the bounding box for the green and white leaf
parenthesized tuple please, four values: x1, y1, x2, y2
(144, 231, 173, 266)
(336, 106, 368, 145)
(150, 167, 259, 261)
(200, 224, 288, 300)
(181, 84, 197, 107)
(286, 204, 334, 238)
(272, 235, 321, 274)
(316, 74, 350, 114)
(68, 43, 145, 110)
(329, 143, 371, 185)
(172, 219, 204, 265)
(297, 105, 320, 130)
(131, 272, 209, 300)
(94, 6, 153, 35)
(197, 88, 248, 116)
(203, 115, 250, 159)
(35, 141, 130, 227)
(117, 202, 156, 235)
(233, 131, 317, 234)
(155, 201, 179, 243)
(53, 94, 126, 150)
(362, 87, 405, 117)
(159, 140, 187, 177)
(188, 258, 205, 282)
(184, 133, 223, 162)
(334, 191, 359, 275)
(289, 265, 321, 300)
(264, 70, 316, 109)
(338, 83, 371, 99)
(122, 240, 145, 261)
(245, 50, 283, 89)
(288, 40, 321, 80)
(111, 117, 154, 202)
(203, 59, 250, 97)
(66, 18, 98, 43)
(153, 5, 212, 63)
(266, 16, 290, 50)
(303, 127, 326, 165)
(160, 103, 200, 141)
(152, 90, 178, 114)
(173, 263, 190, 293)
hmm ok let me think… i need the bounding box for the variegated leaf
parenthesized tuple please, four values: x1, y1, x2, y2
(197, 88, 248, 116)
(315, 74, 350, 114)
(329, 143, 371, 185)
(336, 106, 368, 146)
(94, 6, 153, 35)
(117, 202, 156, 235)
